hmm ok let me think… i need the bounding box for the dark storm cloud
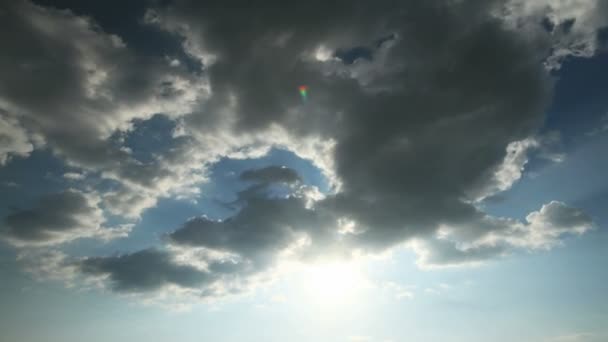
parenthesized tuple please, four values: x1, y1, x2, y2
(1, 190, 129, 247)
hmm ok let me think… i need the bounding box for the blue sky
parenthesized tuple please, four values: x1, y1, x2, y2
(1, 1, 607, 341)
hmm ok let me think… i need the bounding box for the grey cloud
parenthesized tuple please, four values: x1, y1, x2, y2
(85, 190, 338, 294)
(78, 247, 267, 295)
(169, 195, 336, 267)
(1, 190, 130, 247)
(3, 0, 600, 298)
(149, 0, 553, 252)
(74, 0, 595, 293)
(19, 248, 245, 296)
(0, 1, 209, 217)
(504, 0, 608, 69)
(80, 248, 209, 292)
(0, 112, 33, 165)
(410, 238, 508, 269)
(411, 201, 593, 268)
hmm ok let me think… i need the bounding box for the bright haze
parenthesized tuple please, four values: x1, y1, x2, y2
(1, 1, 607, 341)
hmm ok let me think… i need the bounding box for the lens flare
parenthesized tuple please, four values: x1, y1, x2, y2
(298, 85, 308, 101)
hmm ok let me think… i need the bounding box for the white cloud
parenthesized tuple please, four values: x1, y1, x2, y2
(470, 138, 540, 201)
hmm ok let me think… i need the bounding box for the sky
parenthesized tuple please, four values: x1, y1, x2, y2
(0, 1, 607, 341)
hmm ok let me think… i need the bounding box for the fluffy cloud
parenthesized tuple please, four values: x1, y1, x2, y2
(468, 138, 540, 201)
(79, 248, 209, 292)
(136, 0, 601, 285)
(503, 0, 608, 69)
(146, 1, 554, 252)
(63, 168, 334, 296)
(0, 1, 203, 155)
(1, 0, 603, 300)
(410, 201, 592, 268)
(1, 190, 131, 247)
(0, 1, 214, 218)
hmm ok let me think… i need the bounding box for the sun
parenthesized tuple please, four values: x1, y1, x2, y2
(299, 261, 367, 305)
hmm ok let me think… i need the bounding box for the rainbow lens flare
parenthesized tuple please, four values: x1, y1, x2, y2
(298, 85, 308, 101)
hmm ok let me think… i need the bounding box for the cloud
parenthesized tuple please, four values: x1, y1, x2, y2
(77, 245, 284, 301)
(168, 193, 337, 268)
(16, 250, 81, 286)
(145, 0, 555, 251)
(0, 1, 213, 218)
(1, 190, 131, 247)
(469, 138, 540, 201)
(0, 1, 202, 156)
(503, 0, 608, 69)
(410, 201, 592, 268)
(1, 0, 602, 301)
(0, 112, 34, 165)
(64, 173, 337, 296)
(79, 248, 209, 292)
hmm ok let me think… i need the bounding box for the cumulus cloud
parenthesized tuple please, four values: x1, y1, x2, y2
(1, 0, 602, 300)
(0, 1, 203, 152)
(503, 0, 608, 69)
(469, 138, 540, 201)
(1, 190, 131, 247)
(144, 0, 554, 249)
(410, 201, 592, 268)
(0, 1, 214, 218)
(77, 246, 282, 300)
(79, 248, 209, 292)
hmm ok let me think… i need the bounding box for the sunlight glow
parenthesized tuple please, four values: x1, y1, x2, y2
(300, 261, 367, 305)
